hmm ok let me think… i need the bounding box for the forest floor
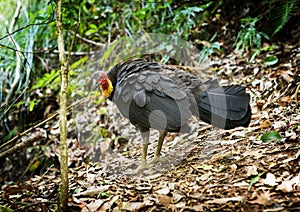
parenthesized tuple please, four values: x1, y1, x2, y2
(1, 45, 300, 211)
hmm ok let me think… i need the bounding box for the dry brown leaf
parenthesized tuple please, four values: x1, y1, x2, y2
(199, 172, 211, 181)
(230, 164, 237, 173)
(262, 173, 278, 186)
(256, 100, 265, 111)
(232, 181, 249, 187)
(73, 185, 110, 197)
(156, 194, 172, 205)
(109, 195, 119, 207)
(86, 173, 97, 183)
(172, 193, 184, 203)
(277, 175, 300, 193)
(119, 202, 147, 211)
(205, 196, 244, 204)
(155, 185, 170, 195)
(278, 96, 291, 106)
(175, 201, 186, 208)
(192, 204, 204, 211)
(260, 119, 272, 129)
(82, 199, 105, 211)
(280, 70, 294, 83)
(135, 183, 152, 193)
(270, 70, 294, 83)
(249, 191, 272, 205)
(246, 165, 258, 176)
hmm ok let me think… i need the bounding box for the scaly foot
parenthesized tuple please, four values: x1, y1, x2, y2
(149, 156, 168, 165)
(130, 160, 149, 174)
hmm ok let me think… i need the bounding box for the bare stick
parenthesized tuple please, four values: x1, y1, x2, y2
(0, 133, 44, 159)
(56, 0, 69, 208)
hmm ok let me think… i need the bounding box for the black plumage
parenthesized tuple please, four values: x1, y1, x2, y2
(93, 59, 251, 171)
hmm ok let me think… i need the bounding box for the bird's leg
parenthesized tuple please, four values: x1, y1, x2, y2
(136, 130, 150, 172)
(150, 130, 167, 164)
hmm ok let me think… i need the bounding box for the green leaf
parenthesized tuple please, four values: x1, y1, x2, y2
(99, 191, 110, 198)
(70, 56, 88, 69)
(74, 187, 84, 194)
(248, 172, 265, 191)
(199, 164, 213, 170)
(29, 160, 40, 172)
(31, 69, 60, 91)
(0, 204, 13, 212)
(264, 56, 278, 66)
(35, 15, 47, 21)
(29, 100, 35, 112)
(261, 132, 282, 142)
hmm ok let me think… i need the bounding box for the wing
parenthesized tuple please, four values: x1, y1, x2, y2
(113, 71, 192, 132)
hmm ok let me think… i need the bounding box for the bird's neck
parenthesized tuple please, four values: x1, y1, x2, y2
(101, 78, 113, 98)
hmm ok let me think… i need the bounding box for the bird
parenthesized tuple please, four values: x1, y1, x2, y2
(93, 59, 251, 172)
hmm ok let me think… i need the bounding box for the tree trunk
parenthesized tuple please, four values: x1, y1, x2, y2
(55, 0, 69, 210)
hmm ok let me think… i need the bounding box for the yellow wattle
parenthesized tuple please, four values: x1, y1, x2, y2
(101, 79, 113, 98)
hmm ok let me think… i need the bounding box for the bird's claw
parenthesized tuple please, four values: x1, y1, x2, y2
(150, 156, 168, 165)
(136, 162, 148, 171)
(129, 160, 149, 175)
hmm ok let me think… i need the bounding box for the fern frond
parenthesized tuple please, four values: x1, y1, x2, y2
(272, 0, 298, 36)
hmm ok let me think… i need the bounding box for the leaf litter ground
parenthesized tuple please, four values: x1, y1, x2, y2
(1, 47, 300, 211)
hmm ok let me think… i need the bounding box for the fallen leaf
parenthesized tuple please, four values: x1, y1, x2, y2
(83, 199, 105, 211)
(270, 70, 294, 83)
(249, 172, 265, 191)
(156, 194, 172, 205)
(197, 164, 213, 170)
(277, 176, 300, 193)
(246, 165, 258, 176)
(172, 193, 184, 203)
(135, 183, 152, 193)
(264, 56, 278, 66)
(260, 131, 281, 142)
(86, 173, 97, 183)
(278, 96, 291, 106)
(249, 191, 272, 205)
(230, 164, 237, 173)
(260, 119, 272, 129)
(233, 181, 249, 187)
(73, 185, 110, 197)
(175, 201, 186, 208)
(280, 70, 294, 83)
(272, 121, 287, 130)
(262, 173, 278, 186)
(192, 204, 204, 211)
(155, 185, 170, 195)
(205, 196, 244, 204)
(199, 172, 211, 181)
(120, 202, 147, 211)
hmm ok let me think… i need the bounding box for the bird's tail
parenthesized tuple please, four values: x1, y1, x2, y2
(198, 85, 251, 129)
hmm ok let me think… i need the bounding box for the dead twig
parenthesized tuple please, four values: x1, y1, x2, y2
(70, 30, 106, 48)
(0, 133, 44, 159)
(291, 83, 300, 101)
(18, 137, 54, 182)
(18, 151, 46, 182)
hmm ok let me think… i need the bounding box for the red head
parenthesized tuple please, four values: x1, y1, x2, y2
(92, 71, 113, 97)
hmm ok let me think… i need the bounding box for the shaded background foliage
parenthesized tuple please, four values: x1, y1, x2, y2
(0, 0, 299, 182)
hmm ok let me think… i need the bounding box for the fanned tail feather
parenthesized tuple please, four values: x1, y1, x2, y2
(198, 85, 251, 129)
